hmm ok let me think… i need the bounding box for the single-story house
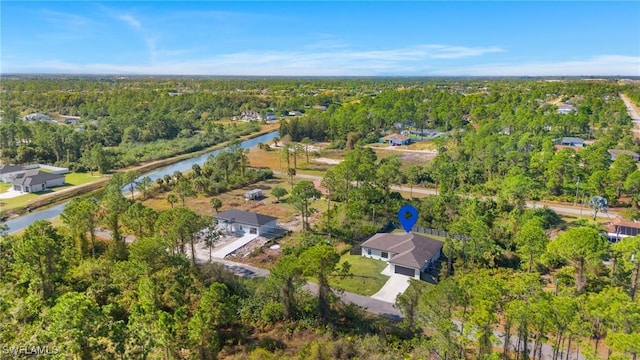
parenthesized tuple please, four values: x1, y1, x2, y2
(361, 232, 444, 280)
(556, 105, 576, 114)
(0, 164, 25, 182)
(216, 209, 277, 236)
(244, 189, 263, 200)
(605, 219, 640, 241)
(380, 133, 412, 146)
(22, 113, 53, 122)
(241, 111, 262, 121)
(559, 137, 586, 147)
(11, 170, 65, 193)
(312, 105, 328, 111)
(608, 149, 640, 162)
(265, 113, 277, 121)
(288, 111, 303, 116)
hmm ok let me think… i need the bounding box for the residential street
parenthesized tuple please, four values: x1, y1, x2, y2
(620, 93, 640, 139)
(282, 171, 618, 219)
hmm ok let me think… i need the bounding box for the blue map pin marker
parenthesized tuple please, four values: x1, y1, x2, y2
(398, 205, 418, 233)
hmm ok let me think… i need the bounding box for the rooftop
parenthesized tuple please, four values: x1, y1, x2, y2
(12, 170, 64, 186)
(216, 209, 277, 227)
(361, 232, 443, 268)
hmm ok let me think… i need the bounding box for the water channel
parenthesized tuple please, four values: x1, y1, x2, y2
(5, 131, 280, 234)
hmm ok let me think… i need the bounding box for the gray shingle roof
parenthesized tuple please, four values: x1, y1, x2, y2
(0, 164, 25, 174)
(361, 232, 444, 269)
(11, 170, 64, 186)
(216, 209, 277, 227)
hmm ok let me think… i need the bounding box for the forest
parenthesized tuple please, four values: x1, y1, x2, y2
(1, 77, 640, 359)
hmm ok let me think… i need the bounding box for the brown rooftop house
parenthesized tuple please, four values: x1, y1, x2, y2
(216, 209, 277, 236)
(379, 133, 412, 146)
(605, 218, 640, 241)
(608, 149, 640, 162)
(360, 232, 443, 280)
(11, 170, 65, 193)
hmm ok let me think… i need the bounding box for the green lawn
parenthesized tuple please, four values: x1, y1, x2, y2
(328, 254, 389, 296)
(0, 183, 11, 192)
(63, 172, 104, 186)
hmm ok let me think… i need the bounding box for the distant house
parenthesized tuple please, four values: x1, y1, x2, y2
(380, 133, 412, 146)
(11, 170, 65, 193)
(244, 189, 263, 200)
(216, 209, 277, 236)
(312, 105, 327, 111)
(265, 113, 277, 121)
(241, 111, 262, 121)
(361, 232, 443, 280)
(608, 149, 640, 162)
(0, 164, 25, 182)
(559, 137, 586, 147)
(411, 129, 442, 138)
(556, 104, 577, 114)
(288, 111, 303, 116)
(22, 113, 53, 122)
(605, 219, 640, 241)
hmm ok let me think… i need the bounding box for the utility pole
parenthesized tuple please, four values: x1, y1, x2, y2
(574, 176, 580, 207)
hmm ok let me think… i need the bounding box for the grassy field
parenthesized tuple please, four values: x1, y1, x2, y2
(64, 172, 104, 186)
(143, 176, 299, 223)
(0, 183, 11, 192)
(247, 147, 333, 176)
(328, 254, 389, 296)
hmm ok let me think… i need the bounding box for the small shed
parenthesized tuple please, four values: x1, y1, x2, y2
(244, 189, 263, 200)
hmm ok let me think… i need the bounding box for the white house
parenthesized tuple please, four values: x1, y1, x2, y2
(361, 232, 443, 280)
(216, 209, 277, 236)
(11, 170, 65, 193)
(0, 164, 25, 182)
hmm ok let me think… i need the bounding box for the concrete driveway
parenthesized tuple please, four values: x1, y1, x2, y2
(371, 273, 411, 303)
(210, 233, 258, 258)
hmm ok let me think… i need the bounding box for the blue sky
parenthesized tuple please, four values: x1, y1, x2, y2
(1, 1, 639, 76)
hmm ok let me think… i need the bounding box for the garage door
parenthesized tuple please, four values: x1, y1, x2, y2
(394, 265, 415, 277)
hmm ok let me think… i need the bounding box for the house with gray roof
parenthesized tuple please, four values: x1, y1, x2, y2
(216, 209, 277, 236)
(559, 137, 586, 147)
(360, 232, 443, 280)
(11, 170, 65, 193)
(0, 164, 26, 182)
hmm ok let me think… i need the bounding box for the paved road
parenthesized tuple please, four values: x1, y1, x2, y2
(280, 171, 617, 219)
(620, 93, 640, 139)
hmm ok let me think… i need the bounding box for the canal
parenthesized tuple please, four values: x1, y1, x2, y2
(5, 131, 280, 234)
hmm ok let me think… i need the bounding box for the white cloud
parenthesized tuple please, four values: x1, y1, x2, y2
(432, 55, 640, 76)
(6, 45, 637, 77)
(118, 14, 141, 29)
(3, 44, 504, 75)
